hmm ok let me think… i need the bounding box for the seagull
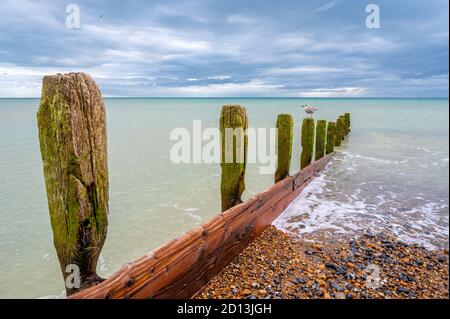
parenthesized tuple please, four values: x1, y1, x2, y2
(301, 104, 318, 117)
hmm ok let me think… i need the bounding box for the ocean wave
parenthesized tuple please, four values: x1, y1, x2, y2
(184, 208, 202, 223)
(348, 152, 409, 165)
(274, 162, 449, 250)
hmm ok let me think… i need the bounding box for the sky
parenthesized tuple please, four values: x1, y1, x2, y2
(0, 0, 448, 97)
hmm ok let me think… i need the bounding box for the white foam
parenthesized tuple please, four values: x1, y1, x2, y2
(99, 254, 108, 272)
(274, 152, 449, 250)
(184, 208, 202, 223)
(38, 289, 66, 299)
(353, 153, 409, 165)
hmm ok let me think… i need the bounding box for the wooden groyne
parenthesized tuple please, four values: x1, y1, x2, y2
(70, 155, 333, 299)
(36, 73, 351, 299)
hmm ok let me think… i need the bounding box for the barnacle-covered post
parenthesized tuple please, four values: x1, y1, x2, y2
(335, 117, 344, 146)
(275, 114, 293, 183)
(300, 118, 315, 169)
(37, 73, 109, 296)
(326, 121, 336, 154)
(220, 105, 248, 212)
(315, 120, 327, 161)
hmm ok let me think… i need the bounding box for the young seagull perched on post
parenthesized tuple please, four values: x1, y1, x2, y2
(301, 104, 318, 117)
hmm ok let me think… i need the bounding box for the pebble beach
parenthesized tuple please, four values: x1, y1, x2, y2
(196, 226, 449, 299)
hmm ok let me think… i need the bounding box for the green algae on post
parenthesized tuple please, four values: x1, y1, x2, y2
(339, 115, 347, 137)
(345, 113, 351, 133)
(315, 120, 327, 161)
(37, 73, 109, 296)
(220, 105, 248, 212)
(326, 121, 336, 154)
(300, 118, 315, 169)
(335, 117, 344, 146)
(275, 114, 294, 183)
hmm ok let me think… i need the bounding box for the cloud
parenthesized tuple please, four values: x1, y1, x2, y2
(295, 87, 367, 97)
(0, 0, 447, 97)
(306, 36, 404, 54)
(264, 66, 347, 75)
(207, 75, 232, 80)
(314, 0, 339, 13)
(83, 24, 212, 52)
(227, 14, 259, 25)
(150, 80, 283, 97)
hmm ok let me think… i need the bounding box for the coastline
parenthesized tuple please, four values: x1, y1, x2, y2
(196, 226, 449, 299)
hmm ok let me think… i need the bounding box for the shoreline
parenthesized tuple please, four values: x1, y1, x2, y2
(196, 226, 449, 299)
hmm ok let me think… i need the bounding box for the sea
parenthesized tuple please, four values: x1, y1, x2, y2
(0, 97, 448, 298)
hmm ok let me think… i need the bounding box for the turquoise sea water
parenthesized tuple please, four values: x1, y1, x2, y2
(0, 98, 448, 298)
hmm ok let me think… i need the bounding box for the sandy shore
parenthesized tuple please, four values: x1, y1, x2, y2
(196, 226, 449, 299)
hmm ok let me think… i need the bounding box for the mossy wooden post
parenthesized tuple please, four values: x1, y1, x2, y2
(37, 73, 109, 296)
(326, 121, 336, 154)
(300, 118, 315, 169)
(335, 117, 344, 146)
(345, 113, 351, 133)
(340, 115, 348, 137)
(315, 120, 326, 161)
(220, 105, 248, 212)
(275, 114, 293, 183)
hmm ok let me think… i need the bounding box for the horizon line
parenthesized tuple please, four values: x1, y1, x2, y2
(0, 96, 449, 99)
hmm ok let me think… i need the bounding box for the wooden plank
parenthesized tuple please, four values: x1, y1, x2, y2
(293, 153, 333, 189)
(70, 154, 334, 299)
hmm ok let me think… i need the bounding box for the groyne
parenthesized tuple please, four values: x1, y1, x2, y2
(36, 72, 351, 299)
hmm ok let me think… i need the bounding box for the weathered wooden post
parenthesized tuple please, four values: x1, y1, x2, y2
(326, 121, 336, 154)
(335, 117, 344, 146)
(220, 105, 248, 212)
(345, 113, 351, 133)
(300, 118, 315, 169)
(315, 120, 326, 161)
(339, 115, 348, 136)
(275, 114, 293, 183)
(37, 73, 109, 296)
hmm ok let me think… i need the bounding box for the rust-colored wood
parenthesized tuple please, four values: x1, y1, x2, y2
(70, 153, 334, 299)
(293, 152, 333, 190)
